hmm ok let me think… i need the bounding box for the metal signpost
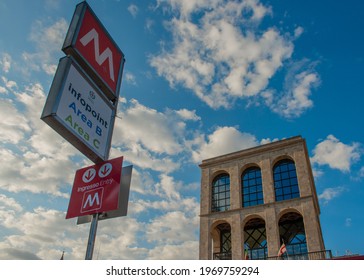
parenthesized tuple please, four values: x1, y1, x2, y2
(65, 157, 132, 260)
(41, 1, 128, 260)
(78, 165, 133, 260)
(85, 213, 99, 260)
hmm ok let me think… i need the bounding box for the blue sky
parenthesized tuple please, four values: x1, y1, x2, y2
(0, 0, 363, 260)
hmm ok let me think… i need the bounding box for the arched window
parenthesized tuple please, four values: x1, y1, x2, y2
(273, 159, 299, 201)
(212, 173, 230, 212)
(242, 167, 264, 207)
(279, 212, 308, 259)
(244, 218, 267, 260)
(213, 223, 232, 260)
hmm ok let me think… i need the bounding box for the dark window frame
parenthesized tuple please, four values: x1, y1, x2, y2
(273, 159, 300, 201)
(211, 173, 230, 212)
(242, 167, 264, 207)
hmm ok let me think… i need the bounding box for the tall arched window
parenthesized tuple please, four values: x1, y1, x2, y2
(212, 173, 230, 212)
(273, 159, 300, 201)
(279, 212, 308, 259)
(244, 218, 267, 260)
(242, 167, 263, 207)
(213, 223, 232, 260)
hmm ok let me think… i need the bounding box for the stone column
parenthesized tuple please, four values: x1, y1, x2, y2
(302, 200, 325, 252)
(261, 159, 274, 204)
(231, 212, 243, 259)
(199, 217, 211, 259)
(265, 207, 280, 257)
(230, 165, 240, 210)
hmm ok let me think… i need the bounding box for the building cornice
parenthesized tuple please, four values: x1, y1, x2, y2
(199, 135, 304, 168)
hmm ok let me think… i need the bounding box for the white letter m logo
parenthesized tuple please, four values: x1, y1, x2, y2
(81, 188, 103, 213)
(80, 28, 115, 82)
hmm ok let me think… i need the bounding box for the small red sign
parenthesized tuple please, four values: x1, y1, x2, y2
(66, 156, 123, 219)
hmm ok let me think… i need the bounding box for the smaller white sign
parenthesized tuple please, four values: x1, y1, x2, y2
(98, 163, 112, 178)
(82, 168, 96, 183)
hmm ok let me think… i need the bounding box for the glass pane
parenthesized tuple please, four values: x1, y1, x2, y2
(289, 170, 297, 178)
(276, 188, 283, 196)
(256, 177, 262, 184)
(291, 177, 298, 185)
(274, 173, 281, 180)
(280, 164, 288, 172)
(283, 179, 290, 187)
(241, 167, 263, 208)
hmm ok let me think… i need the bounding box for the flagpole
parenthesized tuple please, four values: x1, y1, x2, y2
(85, 213, 99, 260)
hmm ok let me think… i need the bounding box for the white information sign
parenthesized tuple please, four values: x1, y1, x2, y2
(57, 63, 113, 157)
(41, 56, 116, 163)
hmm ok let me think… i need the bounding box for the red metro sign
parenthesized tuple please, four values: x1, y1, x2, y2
(63, 2, 125, 102)
(66, 156, 123, 219)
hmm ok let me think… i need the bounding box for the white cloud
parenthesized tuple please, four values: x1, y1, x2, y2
(93, 217, 147, 260)
(111, 99, 204, 173)
(0, 194, 23, 231)
(264, 60, 320, 118)
(175, 108, 201, 121)
(0, 98, 31, 144)
(0, 147, 76, 196)
(1, 76, 17, 90)
(359, 166, 364, 178)
(128, 4, 139, 18)
(318, 186, 346, 205)
(0, 86, 6, 94)
(152, 1, 321, 118)
(155, 174, 181, 200)
(1, 53, 11, 73)
(191, 126, 258, 163)
(294, 26, 304, 38)
(22, 18, 67, 75)
(0, 80, 80, 196)
(157, 0, 271, 21)
(125, 72, 137, 85)
(146, 211, 199, 246)
(0, 194, 23, 212)
(312, 135, 361, 172)
(151, 0, 297, 109)
(145, 18, 155, 32)
(0, 205, 81, 259)
(148, 241, 199, 260)
(260, 137, 279, 145)
(114, 99, 183, 155)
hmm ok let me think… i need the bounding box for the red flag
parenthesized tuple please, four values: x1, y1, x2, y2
(278, 243, 287, 257)
(244, 249, 249, 260)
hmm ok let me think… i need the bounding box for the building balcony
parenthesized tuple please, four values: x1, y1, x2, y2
(267, 250, 333, 260)
(213, 250, 333, 260)
(213, 252, 232, 260)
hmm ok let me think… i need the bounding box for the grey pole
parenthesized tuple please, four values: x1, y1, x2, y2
(85, 213, 99, 260)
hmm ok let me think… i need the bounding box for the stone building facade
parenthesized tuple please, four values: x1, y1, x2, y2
(199, 136, 325, 260)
